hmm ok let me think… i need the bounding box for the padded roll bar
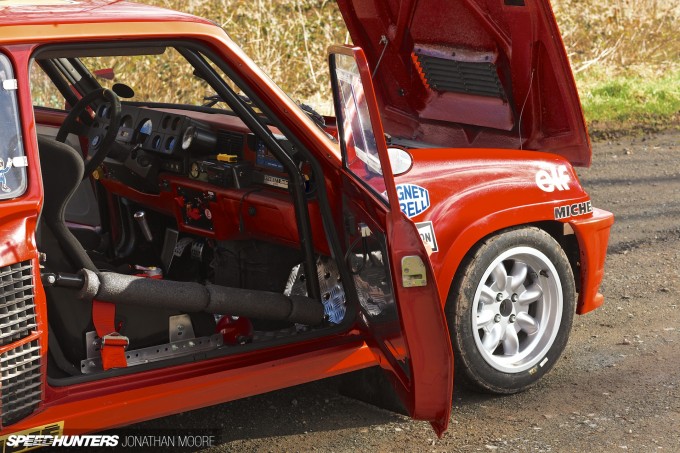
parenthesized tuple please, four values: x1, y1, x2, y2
(75, 269, 325, 326)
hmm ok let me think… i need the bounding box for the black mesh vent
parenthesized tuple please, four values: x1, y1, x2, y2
(1, 339, 42, 426)
(415, 53, 506, 100)
(0, 260, 36, 347)
(217, 130, 245, 158)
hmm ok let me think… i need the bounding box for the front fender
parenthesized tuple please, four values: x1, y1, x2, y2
(431, 203, 581, 304)
(396, 148, 611, 307)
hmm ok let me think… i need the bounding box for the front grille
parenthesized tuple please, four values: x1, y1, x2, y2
(1, 339, 42, 426)
(414, 52, 507, 100)
(0, 260, 36, 347)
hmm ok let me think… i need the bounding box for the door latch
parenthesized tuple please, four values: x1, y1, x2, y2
(401, 255, 427, 287)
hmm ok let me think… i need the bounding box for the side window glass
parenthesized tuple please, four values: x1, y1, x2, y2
(0, 54, 28, 200)
(30, 63, 64, 110)
(331, 53, 388, 204)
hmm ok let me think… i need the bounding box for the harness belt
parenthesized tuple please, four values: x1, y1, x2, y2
(92, 300, 128, 370)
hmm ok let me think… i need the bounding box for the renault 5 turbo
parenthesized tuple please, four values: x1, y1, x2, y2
(0, 0, 612, 440)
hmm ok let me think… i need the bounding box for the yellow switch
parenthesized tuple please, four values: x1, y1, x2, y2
(217, 154, 238, 163)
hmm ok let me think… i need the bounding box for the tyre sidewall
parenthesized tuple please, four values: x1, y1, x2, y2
(447, 227, 576, 394)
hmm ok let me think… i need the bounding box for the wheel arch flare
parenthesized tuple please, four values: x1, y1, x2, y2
(392, 148, 613, 315)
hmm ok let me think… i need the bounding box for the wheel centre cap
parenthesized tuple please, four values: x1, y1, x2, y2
(499, 299, 513, 317)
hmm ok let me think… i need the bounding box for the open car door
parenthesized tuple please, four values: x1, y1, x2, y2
(329, 45, 453, 435)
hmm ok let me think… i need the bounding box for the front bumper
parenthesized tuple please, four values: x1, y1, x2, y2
(569, 207, 615, 314)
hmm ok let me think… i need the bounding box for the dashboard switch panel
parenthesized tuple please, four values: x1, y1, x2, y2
(192, 159, 254, 190)
(177, 187, 216, 231)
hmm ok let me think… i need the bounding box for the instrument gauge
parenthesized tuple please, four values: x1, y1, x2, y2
(181, 126, 217, 154)
(135, 119, 153, 145)
(189, 161, 200, 179)
(181, 126, 196, 150)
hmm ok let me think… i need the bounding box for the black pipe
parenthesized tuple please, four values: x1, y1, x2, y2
(205, 285, 324, 326)
(80, 270, 325, 326)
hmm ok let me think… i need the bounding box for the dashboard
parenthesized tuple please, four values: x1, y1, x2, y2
(98, 104, 326, 251)
(108, 105, 290, 185)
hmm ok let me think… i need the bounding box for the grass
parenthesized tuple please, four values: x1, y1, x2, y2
(579, 69, 680, 133)
(552, 0, 680, 135)
(138, 1, 680, 135)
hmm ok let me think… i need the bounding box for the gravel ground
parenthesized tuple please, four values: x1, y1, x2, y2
(130, 131, 680, 453)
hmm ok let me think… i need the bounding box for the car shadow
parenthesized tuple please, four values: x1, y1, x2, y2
(113, 376, 404, 447)
(106, 368, 504, 451)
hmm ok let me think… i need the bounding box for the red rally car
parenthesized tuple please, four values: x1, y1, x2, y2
(0, 0, 613, 440)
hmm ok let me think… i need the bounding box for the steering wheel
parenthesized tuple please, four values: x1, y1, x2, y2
(56, 88, 121, 180)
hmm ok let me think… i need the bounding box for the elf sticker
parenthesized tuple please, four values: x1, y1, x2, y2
(396, 183, 430, 218)
(415, 221, 438, 253)
(535, 165, 570, 192)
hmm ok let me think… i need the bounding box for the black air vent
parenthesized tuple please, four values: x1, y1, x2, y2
(217, 130, 245, 158)
(0, 260, 36, 347)
(415, 53, 506, 100)
(1, 339, 43, 426)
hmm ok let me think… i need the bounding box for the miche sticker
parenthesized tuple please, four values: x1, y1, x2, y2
(415, 221, 438, 253)
(396, 183, 430, 218)
(535, 164, 570, 192)
(554, 200, 593, 220)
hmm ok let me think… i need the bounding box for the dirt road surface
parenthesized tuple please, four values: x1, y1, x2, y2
(133, 131, 680, 452)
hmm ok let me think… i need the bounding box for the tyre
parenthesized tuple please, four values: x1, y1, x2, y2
(447, 227, 575, 394)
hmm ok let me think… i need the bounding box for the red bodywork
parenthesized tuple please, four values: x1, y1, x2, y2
(337, 0, 592, 165)
(394, 149, 612, 314)
(334, 0, 611, 312)
(0, 0, 611, 441)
